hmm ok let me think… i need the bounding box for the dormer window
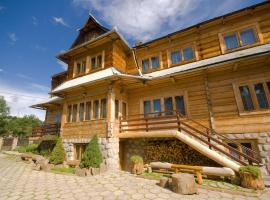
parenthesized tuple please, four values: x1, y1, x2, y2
(220, 26, 260, 53)
(75, 60, 86, 76)
(91, 54, 103, 70)
(141, 55, 161, 72)
(170, 46, 195, 66)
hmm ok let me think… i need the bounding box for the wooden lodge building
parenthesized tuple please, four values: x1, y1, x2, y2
(32, 2, 270, 173)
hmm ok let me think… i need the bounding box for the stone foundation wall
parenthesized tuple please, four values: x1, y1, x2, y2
(63, 137, 119, 171)
(121, 138, 220, 171)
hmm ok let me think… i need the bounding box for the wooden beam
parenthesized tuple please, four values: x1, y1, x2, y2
(204, 70, 215, 131)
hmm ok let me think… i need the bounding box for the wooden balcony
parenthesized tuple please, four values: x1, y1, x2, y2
(32, 123, 61, 137)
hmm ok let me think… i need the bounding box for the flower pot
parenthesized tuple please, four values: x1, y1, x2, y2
(130, 161, 144, 175)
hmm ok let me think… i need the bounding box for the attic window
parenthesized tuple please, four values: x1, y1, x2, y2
(74, 60, 86, 76)
(141, 55, 161, 72)
(91, 53, 103, 70)
(170, 46, 195, 66)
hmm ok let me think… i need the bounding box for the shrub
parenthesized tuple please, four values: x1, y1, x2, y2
(130, 155, 143, 164)
(239, 165, 261, 178)
(49, 138, 66, 165)
(16, 144, 38, 153)
(80, 135, 103, 168)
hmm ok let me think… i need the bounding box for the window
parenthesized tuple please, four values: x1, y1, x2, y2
(175, 96, 186, 115)
(122, 102, 127, 120)
(93, 100, 99, 119)
(254, 83, 269, 109)
(115, 100, 119, 119)
(67, 105, 72, 122)
(153, 99, 161, 115)
(170, 46, 194, 65)
(74, 144, 86, 160)
(72, 104, 77, 122)
(164, 97, 173, 115)
(141, 55, 161, 72)
(81, 61, 86, 73)
(85, 101, 91, 120)
(76, 63, 81, 75)
(240, 28, 257, 46)
(75, 60, 87, 76)
(239, 86, 254, 111)
(91, 54, 103, 69)
(101, 99, 107, 118)
(143, 100, 151, 116)
(151, 56, 160, 69)
(171, 50, 181, 64)
(222, 27, 259, 51)
(79, 103, 85, 122)
(235, 81, 270, 113)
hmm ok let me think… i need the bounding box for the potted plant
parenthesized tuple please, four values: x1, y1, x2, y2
(130, 155, 144, 175)
(239, 165, 265, 190)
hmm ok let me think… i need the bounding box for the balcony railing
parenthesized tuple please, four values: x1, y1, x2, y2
(32, 123, 61, 137)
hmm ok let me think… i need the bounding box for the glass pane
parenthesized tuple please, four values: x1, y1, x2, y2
(151, 56, 160, 69)
(183, 47, 194, 60)
(67, 105, 72, 122)
(91, 57, 96, 69)
(76, 63, 81, 74)
(164, 97, 173, 115)
(240, 28, 257, 46)
(142, 59, 150, 72)
(144, 100, 151, 116)
(239, 86, 254, 111)
(97, 55, 102, 68)
(241, 143, 253, 158)
(175, 96, 186, 115)
(153, 99, 161, 115)
(171, 50, 181, 64)
(101, 99, 107, 118)
(82, 61, 86, 73)
(254, 83, 269, 109)
(79, 103, 84, 122)
(85, 101, 91, 120)
(228, 143, 240, 159)
(72, 104, 77, 122)
(122, 102, 127, 120)
(115, 100, 119, 119)
(94, 100, 99, 119)
(224, 33, 239, 50)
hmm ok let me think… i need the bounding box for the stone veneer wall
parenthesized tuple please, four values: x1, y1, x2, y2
(226, 132, 270, 174)
(63, 137, 119, 171)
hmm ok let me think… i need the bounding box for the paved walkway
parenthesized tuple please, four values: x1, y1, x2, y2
(0, 153, 269, 200)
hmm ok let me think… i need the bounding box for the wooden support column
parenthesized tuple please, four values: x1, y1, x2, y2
(204, 71, 215, 132)
(107, 83, 115, 137)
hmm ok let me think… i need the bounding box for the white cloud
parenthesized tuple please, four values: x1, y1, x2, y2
(72, 0, 200, 41)
(52, 17, 69, 27)
(57, 60, 68, 70)
(30, 83, 50, 92)
(32, 16, 38, 25)
(0, 83, 47, 120)
(0, 69, 3, 72)
(8, 33, 18, 44)
(15, 73, 33, 80)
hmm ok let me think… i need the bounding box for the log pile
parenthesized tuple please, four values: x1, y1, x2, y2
(144, 139, 220, 167)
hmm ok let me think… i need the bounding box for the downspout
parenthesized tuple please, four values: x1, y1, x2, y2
(132, 48, 143, 76)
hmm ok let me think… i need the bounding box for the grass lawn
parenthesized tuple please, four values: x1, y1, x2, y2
(51, 167, 76, 174)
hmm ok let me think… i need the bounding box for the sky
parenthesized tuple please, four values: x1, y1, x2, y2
(0, 0, 265, 120)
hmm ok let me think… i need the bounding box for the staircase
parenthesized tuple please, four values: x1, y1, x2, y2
(119, 111, 262, 170)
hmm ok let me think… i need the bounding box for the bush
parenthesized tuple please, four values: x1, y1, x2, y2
(16, 144, 38, 153)
(80, 135, 103, 168)
(239, 165, 261, 178)
(130, 155, 143, 164)
(49, 138, 66, 165)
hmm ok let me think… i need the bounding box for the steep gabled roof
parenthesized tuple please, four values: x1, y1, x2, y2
(70, 14, 110, 49)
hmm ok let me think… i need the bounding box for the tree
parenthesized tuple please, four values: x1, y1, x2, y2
(50, 138, 66, 165)
(0, 96, 9, 116)
(0, 97, 9, 135)
(80, 135, 103, 168)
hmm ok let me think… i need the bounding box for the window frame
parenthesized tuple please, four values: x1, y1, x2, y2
(233, 80, 270, 116)
(90, 51, 105, 71)
(168, 44, 197, 67)
(219, 24, 262, 54)
(140, 52, 163, 73)
(74, 59, 87, 77)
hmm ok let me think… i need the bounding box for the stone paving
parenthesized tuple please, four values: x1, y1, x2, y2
(0, 153, 270, 200)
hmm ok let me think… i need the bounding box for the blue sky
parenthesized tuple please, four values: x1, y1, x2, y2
(0, 0, 265, 120)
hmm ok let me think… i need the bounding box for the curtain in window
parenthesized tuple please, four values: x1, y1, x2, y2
(153, 99, 161, 116)
(175, 96, 186, 115)
(142, 59, 150, 72)
(171, 50, 181, 64)
(240, 29, 257, 46)
(224, 34, 239, 49)
(151, 57, 160, 69)
(239, 86, 254, 111)
(144, 100, 151, 117)
(164, 97, 173, 115)
(254, 83, 269, 109)
(183, 47, 194, 60)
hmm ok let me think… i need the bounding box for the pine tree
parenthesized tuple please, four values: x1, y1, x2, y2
(50, 138, 66, 165)
(80, 135, 103, 168)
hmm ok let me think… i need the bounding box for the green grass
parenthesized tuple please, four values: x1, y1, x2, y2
(15, 144, 38, 153)
(51, 167, 75, 174)
(142, 172, 164, 180)
(130, 155, 143, 164)
(239, 165, 261, 178)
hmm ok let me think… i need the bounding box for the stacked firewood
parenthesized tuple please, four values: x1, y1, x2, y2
(144, 139, 220, 166)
